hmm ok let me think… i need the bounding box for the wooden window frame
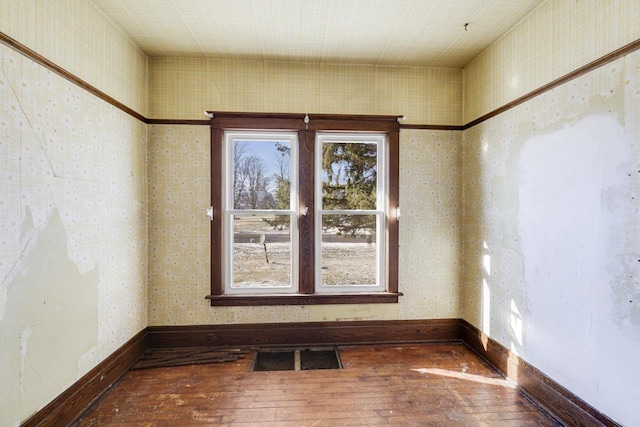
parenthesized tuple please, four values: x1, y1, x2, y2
(206, 112, 401, 306)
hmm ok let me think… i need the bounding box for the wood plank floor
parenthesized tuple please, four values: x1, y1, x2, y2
(75, 343, 561, 426)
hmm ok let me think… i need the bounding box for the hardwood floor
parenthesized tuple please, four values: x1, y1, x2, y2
(76, 343, 561, 426)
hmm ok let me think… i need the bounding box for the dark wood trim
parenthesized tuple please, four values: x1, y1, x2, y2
(308, 118, 399, 132)
(208, 111, 305, 120)
(209, 113, 401, 302)
(400, 124, 465, 131)
(464, 37, 640, 130)
(209, 111, 402, 132)
(147, 118, 210, 125)
(308, 113, 401, 122)
(460, 320, 622, 427)
(0, 32, 147, 123)
(206, 292, 401, 306)
(207, 111, 401, 122)
(297, 129, 316, 294)
(211, 116, 304, 130)
(210, 128, 223, 296)
(387, 130, 400, 294)
(147, 319, 459, 348)
(22, 329, 148, 427)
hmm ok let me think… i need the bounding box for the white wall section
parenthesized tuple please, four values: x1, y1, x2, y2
(518, 114, 638, 418)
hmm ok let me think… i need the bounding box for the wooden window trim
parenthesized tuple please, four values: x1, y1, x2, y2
(205, 293, 401, 306)
(207, 112, 401, 305)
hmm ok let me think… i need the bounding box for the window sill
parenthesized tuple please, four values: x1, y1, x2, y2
(205, 292, 402, 306)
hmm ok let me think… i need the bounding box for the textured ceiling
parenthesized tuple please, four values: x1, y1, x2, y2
(92, 0, 543, 67)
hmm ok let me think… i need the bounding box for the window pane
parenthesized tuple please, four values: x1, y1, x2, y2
(232, 214, 292, 288)
(232, 140, 291, 210)
(321, 214, 377, 286)
(321, 141, 377, 210)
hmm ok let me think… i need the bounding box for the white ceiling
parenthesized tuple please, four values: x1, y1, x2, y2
(92, 0, 543, 68)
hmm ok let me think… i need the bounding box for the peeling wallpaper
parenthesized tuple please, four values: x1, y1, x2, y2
(462, 50, 640, 426)
(149, 57, 462, 125)
(147, 126, 462, 325)
(0, 42, 147, 425)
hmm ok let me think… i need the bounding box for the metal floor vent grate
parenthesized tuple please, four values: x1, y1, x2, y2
(252, 347, 342, 371)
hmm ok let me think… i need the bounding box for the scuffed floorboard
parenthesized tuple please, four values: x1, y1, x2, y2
(131, 346, 251, 370)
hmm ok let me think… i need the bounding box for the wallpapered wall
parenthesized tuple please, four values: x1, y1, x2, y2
(461, 1, 640, 424)
(147, 126, 462, 325)
(1, 0, 148, 117)
(463, 0, 639, 123)
(0, 1, 148, 425)
(146, 55, 465, 325)
(149, 57, 462, 125)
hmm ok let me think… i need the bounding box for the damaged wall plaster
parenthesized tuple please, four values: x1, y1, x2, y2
(1, 39, 147, 426)
(0, 208, 98, 419)
(518, 112, 639, 418)
(462, 52, 640, 426)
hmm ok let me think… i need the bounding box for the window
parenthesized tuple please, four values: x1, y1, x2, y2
(315, 133, 386, 293)
(224, 132, 299, 294)
(207, 112, 400, 305)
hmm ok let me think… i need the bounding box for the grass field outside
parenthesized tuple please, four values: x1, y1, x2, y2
(232, 216, 377, 288)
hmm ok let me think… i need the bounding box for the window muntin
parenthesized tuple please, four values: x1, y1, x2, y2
(224, 132, 298, 294)
(315, 133, 387, 293)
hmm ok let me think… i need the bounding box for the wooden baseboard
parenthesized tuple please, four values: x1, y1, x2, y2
(460, 320, 621, 427)
(147, 319, 461, 348)
(22, 329, 148, 427)
(22, 319, 621, 427)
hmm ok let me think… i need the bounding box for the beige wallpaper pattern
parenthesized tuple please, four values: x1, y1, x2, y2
(149, 57, 462, 126)
(463, 0, 640, 123)
(398, 129, 462, 320)
(1, 0, 148, 116)
(147, 126, 462, 325)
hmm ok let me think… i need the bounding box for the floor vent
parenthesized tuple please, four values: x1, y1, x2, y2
(252, 347, 342, 371)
